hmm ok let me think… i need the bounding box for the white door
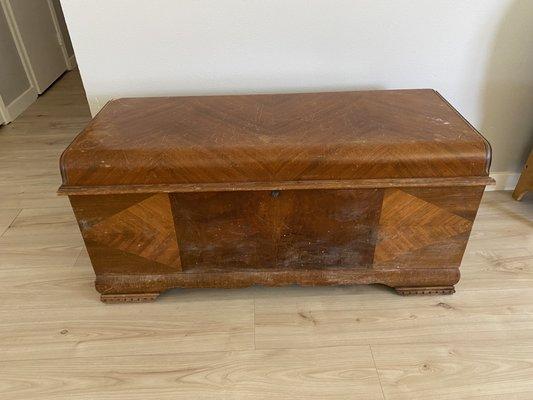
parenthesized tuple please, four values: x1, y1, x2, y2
(0, 1, 37, 123)
(5, 0, 67, 93)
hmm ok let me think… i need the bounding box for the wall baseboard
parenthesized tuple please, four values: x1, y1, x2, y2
(4, 86, 37, 123)
(0, 95, 7, 125)
(487, 172, 521, 191)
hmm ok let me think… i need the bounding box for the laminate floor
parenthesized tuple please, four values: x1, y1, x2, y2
(0, 70, 532, 399)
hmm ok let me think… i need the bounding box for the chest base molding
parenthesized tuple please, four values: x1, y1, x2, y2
(94, 267, 459, 302)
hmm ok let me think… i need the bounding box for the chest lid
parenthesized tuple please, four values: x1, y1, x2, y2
(59, 89, 492, 194)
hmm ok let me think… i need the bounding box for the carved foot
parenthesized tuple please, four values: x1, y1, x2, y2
(395, 286, 455, 296)
(100, 293, 160, 303)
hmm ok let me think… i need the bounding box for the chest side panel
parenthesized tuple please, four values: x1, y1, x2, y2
(373, 186, 484, 269)
(70, 193, 182, 275)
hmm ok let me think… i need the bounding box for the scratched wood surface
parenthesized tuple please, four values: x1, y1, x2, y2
(71, 185, 478, 298)
(62, 88, 490, 299)
(171, 188, 382, 271)
(0, 70, 532, 399)
(59, 89, 490, 189)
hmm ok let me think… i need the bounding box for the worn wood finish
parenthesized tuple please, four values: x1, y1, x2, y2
(71, 186, 481, 300)
(57, 176, 494, 196)
(170, 189, 382, 271)
(59, 89, 491, 189)
(60, 90, 492, 301)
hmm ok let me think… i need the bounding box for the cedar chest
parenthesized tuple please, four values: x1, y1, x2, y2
(59, 90, 493, 303)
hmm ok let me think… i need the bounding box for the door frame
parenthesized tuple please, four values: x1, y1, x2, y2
(46, 0, 76, 70)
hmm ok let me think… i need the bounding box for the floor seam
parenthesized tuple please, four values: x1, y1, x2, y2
(70, 247, 85, 271)
(253, 298, 256, 350)
(369, 344, 387, 400)
(0, 343, 388, 364)
(0, 208, 22, 238)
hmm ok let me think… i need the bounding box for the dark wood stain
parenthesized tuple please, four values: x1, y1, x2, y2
(170, 189, 382, 272)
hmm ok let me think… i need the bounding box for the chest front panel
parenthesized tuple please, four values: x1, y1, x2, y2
(170, 189, 383, 272)
(71, 186, 482, 277)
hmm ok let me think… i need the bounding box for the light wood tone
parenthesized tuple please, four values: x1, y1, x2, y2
(0, 299, 254, 362)
(0, 207, 83, 270)
(371, 341, 533, 399)
(0, 68, 87, 209)
(0, 70, 532, 399)
(254, 287, 533, 349)
(0, 346, 383, 400)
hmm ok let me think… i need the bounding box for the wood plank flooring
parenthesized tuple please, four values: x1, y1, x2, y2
(0, 70, 532, 399)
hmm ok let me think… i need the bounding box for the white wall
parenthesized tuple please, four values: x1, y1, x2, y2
(61, 0, 533, 175)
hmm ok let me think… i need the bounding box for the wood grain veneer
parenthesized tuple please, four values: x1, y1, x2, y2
(60, 90, 493, 302)
(59, 90, 491, 188)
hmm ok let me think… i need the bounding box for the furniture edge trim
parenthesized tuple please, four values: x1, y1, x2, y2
(94, 267, 461, 295)
(100, 293, 160, 303)
(58, 176, 495, 196)
(395, 286, 455, 296)
(433, 90, 493, 175)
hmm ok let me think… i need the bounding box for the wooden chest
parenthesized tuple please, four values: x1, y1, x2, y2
(59, 90, 493, 303)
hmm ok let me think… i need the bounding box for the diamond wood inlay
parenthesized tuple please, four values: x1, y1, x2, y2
(84, 194, 181, 269)
(59, 90, 490, 188)
(374, 189, 473, 263)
